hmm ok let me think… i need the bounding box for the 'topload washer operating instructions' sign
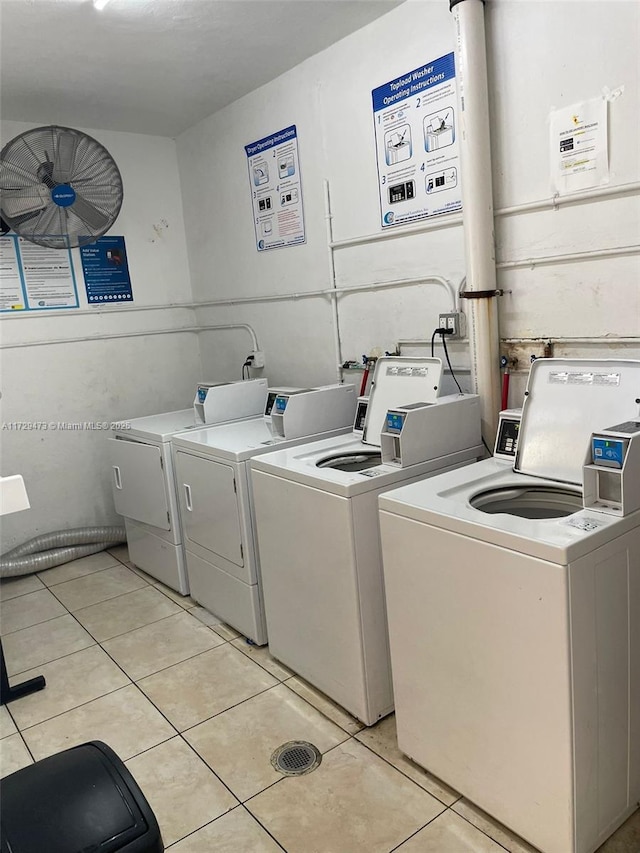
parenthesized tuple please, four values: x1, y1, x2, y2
(372, 53, 461, 228)
(245, 125, 306, 251)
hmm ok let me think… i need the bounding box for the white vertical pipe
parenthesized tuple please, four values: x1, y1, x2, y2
(324, 179, 346, 382)
(451, 0, 501, 438)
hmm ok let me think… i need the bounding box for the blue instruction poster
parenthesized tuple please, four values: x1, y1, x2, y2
(80, 235, 133, 304)
(245, 125, 306, 251)
(372, 53, 461, 228)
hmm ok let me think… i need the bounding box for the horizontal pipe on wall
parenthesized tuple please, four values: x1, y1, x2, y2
(495, 181, 640, 217)
(397, 337, 467, 346)
(194, 275, 459, 311)
(329, 212, 464, 250)
(502, 336, 640, 345)
(327, 181, 639, 250)
(496, 244, 640, 270)
(0, 323, 259, 351)
(0, 301, 195, 321)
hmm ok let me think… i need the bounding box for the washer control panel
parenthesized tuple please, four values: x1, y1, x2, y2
(494, 409, 522, 460)
(353, 397, 369, 435)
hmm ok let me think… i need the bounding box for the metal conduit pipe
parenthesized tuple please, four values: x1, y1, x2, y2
(451, 0, 501, 439)
(0, 324, 259, 352)
(193, 276, 458, 310)
(329, 212, 464, 249)
(0, 526, 126, 578)
(324, 180, 346, 382)
(502, 337, 640, 345)
(0, 301, 196, 322)
(195, 323, 259, 351)
(496, 244, 640, 270)
(495, 181, 640, 218)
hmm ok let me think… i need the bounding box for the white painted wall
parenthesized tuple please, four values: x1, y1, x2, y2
(485, 0, 640, 400)
(177, 0, 639, 401)
(178, 0, 466, 391)
(0, 121, 201, 549)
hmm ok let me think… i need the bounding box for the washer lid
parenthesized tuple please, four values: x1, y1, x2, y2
(515, 358, 640, 485)
(362, 357, 443, 446)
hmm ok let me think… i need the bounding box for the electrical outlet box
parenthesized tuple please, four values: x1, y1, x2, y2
(438, 313, 463, 339)
(251, 350, 266, 369)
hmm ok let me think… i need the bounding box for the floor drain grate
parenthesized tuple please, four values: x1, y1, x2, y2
(271, 741, 322, 776)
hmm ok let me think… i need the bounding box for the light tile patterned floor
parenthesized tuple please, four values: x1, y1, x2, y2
(1, 549, 638, 852)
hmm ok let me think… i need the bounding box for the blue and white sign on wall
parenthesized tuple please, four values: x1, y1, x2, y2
(0, 235, 79, 312)
(372, 53, 461, 228)
(245, 125, 306, 251)
(80, 235, 133, 304)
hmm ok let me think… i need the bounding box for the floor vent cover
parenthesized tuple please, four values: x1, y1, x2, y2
(271, 741, 322, 776)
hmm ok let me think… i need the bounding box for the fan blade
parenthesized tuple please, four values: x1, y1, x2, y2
(52, 132, 79, 184)
(27, 202, 61, 241)
(1, 184, 50, 217)
(0, 159, 42, 187)
(71, 194, 111, 231)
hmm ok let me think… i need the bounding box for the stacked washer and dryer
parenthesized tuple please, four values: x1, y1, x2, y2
(250, 357, 484, 724)
(379, 358, 640, 853)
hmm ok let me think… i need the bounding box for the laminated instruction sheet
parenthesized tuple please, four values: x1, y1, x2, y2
(245, 125, 306, 251)
(372, 53, 461, 228)
(0, 235, 79, 311)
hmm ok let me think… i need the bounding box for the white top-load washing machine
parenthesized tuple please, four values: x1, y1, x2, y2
(171, 384, 358, 644)
(108, 379, 268, 594)
(250, 357, 484, 725)
(378, 358, 640, 853)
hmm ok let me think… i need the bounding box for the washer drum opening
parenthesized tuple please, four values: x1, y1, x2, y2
(316, 451, 382, 472)
(469, 486, 583, 519)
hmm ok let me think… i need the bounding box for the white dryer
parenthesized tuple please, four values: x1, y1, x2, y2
(379, 358, 640, 853)
(171, 384, 358, 644)
(108, 379, 268, 594)
(250, 357, 484, 725)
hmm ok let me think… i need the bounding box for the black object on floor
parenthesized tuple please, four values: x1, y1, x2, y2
(0, 638, 46, 706)
(0, 740, 164, 853)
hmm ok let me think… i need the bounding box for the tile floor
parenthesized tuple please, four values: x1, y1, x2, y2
(1, 547, 638, 852)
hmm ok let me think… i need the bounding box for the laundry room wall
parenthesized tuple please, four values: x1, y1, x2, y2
(177, 0, 639, 401)
(177, 0, 467, 392)
(0, 120, 200, 549)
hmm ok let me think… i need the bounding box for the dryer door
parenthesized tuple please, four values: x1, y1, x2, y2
(107, 438, 171, 530)
(175, 451, 244, 567)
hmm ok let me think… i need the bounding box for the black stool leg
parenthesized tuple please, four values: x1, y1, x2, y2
(0, 638, 46, 706)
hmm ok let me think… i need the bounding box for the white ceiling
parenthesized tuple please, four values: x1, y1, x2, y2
(0, 0, 404, 138)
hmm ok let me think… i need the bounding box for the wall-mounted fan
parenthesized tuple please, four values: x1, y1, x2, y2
(0, 125, 123, 249)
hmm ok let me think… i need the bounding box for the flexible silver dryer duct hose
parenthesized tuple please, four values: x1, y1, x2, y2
(0, 526, 127, 578)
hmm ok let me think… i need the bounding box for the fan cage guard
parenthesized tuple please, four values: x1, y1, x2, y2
(0, 125, 123, 249)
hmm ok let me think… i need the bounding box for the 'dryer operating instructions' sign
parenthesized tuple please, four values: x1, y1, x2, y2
(245, 125, 306, 251)
(372, 53, 461, 228)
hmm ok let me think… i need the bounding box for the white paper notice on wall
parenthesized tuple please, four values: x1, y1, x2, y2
(549, 97, 609, 194)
